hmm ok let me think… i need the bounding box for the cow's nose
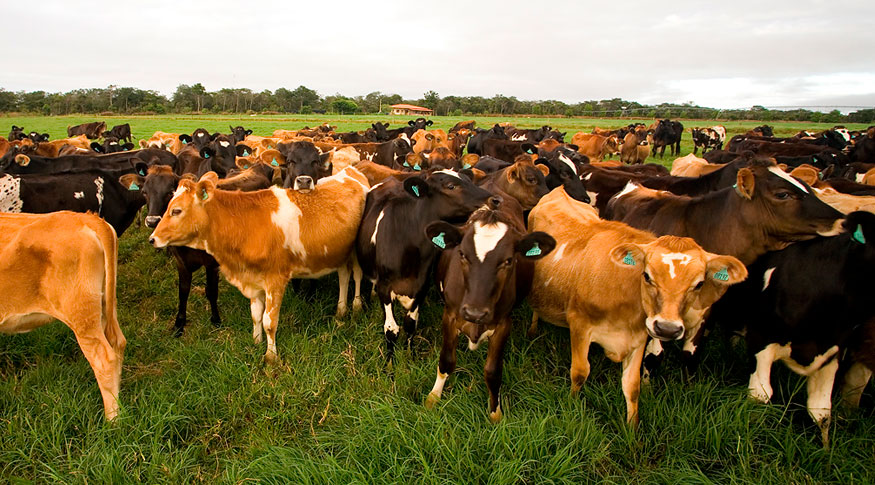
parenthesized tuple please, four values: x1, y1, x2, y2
(654, 320, 684, 340)
(461, 306, 489, 323)
(145, 215, 162, 228)
(294, 175, 313, 190)
(148, 236, 156, 246)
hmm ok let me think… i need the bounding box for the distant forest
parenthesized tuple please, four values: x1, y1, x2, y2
(1, 84, 873, 123)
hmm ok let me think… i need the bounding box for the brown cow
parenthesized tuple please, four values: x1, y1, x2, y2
(67, 121, 106, 139)
(527, 187, 746, 424)
(571, 133, 620, 161)
(33, 135, 91, 157)
(0, 211, 126, 420)
(149, 167, 369, 362)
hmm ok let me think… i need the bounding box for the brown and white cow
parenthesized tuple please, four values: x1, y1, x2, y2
(571, 133, 620, 161)
(526, 187, 746, 424)
(149, 166, 369, 362)
(140, 131, 185, 154)
(0, 211, 126, 419)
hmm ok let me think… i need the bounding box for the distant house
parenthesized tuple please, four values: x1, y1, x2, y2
(390, 104, 434, 116)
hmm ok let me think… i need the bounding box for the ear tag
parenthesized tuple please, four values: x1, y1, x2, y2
(431, 232, 446, 249)
(463, 163, 472, 169)
(182, 139, 187, 144)
(413, 165, 421, 171)
(203, 152, 210, 159)
(732, 183, 744, 197)
(853, 224, 866, 244)
(138, 169, 146, 176)
(411, 185, 420, 197)
(201, 191, 209, 201)
(714, 267, 729, 281)
(271, 158, 279, 167)
(623, 251, 636, 266)
(243, 164, 250, 169)
(243, 149, 250, 156)
(525, 242, 542, 257)
(129, 182, 139, 191)
(403, 161, 410, 167)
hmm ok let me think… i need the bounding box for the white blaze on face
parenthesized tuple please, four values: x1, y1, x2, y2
(856, 173, 865, 183)
(219, 141, 230, 147)
(660, 252, 692, 279)
(768, 166, 809, 194)
(434, 169, 461, 179)
(762, 267, 776, 291)
(613, 181, 639, 200)
(511, 134, 527, 141)
(269, 187, 306, 257)
(558, 152, 578, 175)
(0, 174, 23, 212)
(472, 221, 508, 262)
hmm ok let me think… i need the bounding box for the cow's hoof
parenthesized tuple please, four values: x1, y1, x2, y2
(489, 406, 503, 423)
(425, 392, 440, 409)
(352, 297, 363, 313)
(336, 305, 348, 319)
(264, 351, 278, 365)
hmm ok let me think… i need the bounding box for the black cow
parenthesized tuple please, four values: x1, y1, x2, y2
(106, 123, 133, 144)
(337, 130, 378, 144)
(651, 119, 683, 158)
(178, 135, 238, 178)
(229, 125, 253, 144)
(708, 211, 875, 447)
(481, 139, 536, 163)
(467, 124, 509, 155)
(28, 131, 50, 143)
(67, 121, 106, 139)
(534, 145, 591, 204)
(276, 140, 332, 191)
(356, 170, 493, 360)
(0, 146, 177, 176)
(91, 137, 134, 153)
(9, 125, 26, 141)
(423, 197, 555, 422)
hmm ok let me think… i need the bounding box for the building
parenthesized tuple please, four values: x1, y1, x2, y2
(390, 104, 434, 116)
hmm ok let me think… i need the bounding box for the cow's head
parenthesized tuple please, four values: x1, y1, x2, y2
(425, 202, 556, 327)
(148, 172, 217, 249)
(409, 118, 433, 131)
(497, 157, 550, 210)
(611, 236, 747, 341)
(91, 137, 133, 153)
(404, 169, 492, 221)
(229, 125, 253, 144)
(535, 146, 590, 204)
(277, 140, 331, 192)
(371, 122, 391, 140)
(120, 163, 184, 228)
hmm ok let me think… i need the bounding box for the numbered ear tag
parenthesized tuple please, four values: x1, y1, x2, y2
(431, 232, 446, 248)
(411, 185, 420, 197)
(129, 182, 139, 191)
(243, 149, 250, 156)
(525, 242, 542, 257)
(714, 267, 729, 281)
(623, 251, 636, 266)
(271, 158, 278, 167)
(203, 152, 210, 159)
(853, 224, 866, 244)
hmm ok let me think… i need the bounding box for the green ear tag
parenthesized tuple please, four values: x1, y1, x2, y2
(411, 185, 420, 197)
(463, 163, 472, 169)
(129, 182, 139, 191)
(243, 149, 250, 156)
(432, 232, 446, 248)
(714, 267, 729, 281)
(403, 161, 410, 167)
(243, 164, 250, 169)
(201, 191, 209, 201)
(203, 152, 210, 159)
(623, 251, 636, 266)
(853, 224, 866, 244)
(182, 139, 187, 144)
(413, 165, 421, 171)
(271, 158, 278, 167)
(525, 242, 542, 257)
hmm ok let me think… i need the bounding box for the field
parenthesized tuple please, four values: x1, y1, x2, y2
(2, 114, 875, 483)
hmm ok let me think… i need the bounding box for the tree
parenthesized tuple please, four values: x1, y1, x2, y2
(331, 98, 358, 114)
(423, 90, 440, 109)
(191, 83, 207, 112)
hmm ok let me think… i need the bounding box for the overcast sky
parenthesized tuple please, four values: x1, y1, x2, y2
(2, 0, 873, 111)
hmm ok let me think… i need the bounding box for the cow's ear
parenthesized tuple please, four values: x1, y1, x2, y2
(408, 120, 415, 126)
(200, 147, 215, 159)
(516, 232, 556, 260)
(403, 153, 424, 171)
(734, 168, 755, 199)
(706, 254, 747, 285)
(424, 221, 461, 250)
(319, 152, 331, 171)
(821, 164, 835, 179)
(789, 167, 818, 186)
(13, 154, 30, 166)
(134, 162, 149, 177)
(535, 163, 550, 177)
(522, 143, 536, 155)
(122, 143, 134, 151)
(179, 134, 192, 144)
(210, 132, 220, 141)
(235, 156, 254, 170)
(260, 149, 285, 167)
(236, 144, 251, 157)
(196, 172, 218, 202)
(119, 173, 145, 191)
(90, 141, 104, 153)
(403, 176, 428, 198)
(610, 243, 645, 270)
(246, 129, 253, 136)
(461, 153, 478, 170)
(426, 120, 434, 126)
(139, 139, 148, 148)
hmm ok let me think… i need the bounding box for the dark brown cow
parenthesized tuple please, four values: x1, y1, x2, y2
(476, 156, 550, 210)
(481, 139, 535, 164)
(106, 124, 133, 144)
(67, 121, 107, 139)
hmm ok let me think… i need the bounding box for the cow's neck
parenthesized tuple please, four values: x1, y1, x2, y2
(684, 189, 766, 265)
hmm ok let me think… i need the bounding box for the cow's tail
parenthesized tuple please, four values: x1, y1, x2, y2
(90, 215, 125, 353)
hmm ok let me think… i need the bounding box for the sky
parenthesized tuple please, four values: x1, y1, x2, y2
(2, 0, 874, 112)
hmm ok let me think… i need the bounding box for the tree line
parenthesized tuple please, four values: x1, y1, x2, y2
(0, 84, 872, 123)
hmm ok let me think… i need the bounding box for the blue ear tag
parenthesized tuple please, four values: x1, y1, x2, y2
(129, 182, 139, 191)
(714, 267, 729, 281)
(201, 191, 209, 201)
(271, 158, 278, 167)
(525, 242, 542, 257)
(403, 161, 410, 167)
(623, 251, 636, 266)
(203, 152, 210, 159)
(182, 139, 187, 144)
(411, 185, 420, 197)
(243, 164, 250, 169)
(463, 163, 472, 169)
(243, 149, 249, 156)
(432, 232, 446, 249)
(413, 165, 421, 171)
(853, 224, 866, 244)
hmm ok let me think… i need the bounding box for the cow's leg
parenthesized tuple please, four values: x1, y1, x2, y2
(401, 292, 425, 345)
(681, 323, 706, 381)
(484, 321, 511, 423)
(377, 284, 399, 362)
(840, 361, 873, 408)
(262, 285, 286, 364)
(527, 311, 539, 339)
(351, 256, 363, 313)
(205, 260, 221, 326)
(70, 315, 123, 420)
(642, 338, 664, 384)
(807, 357, 839, 448)
(171, 250, 198, 336)
(621, 343, 646, 426)
(336, 263, 351, 318)
(567, 311, 593, 392)
(748, 343, 780, 403)
(426, 311, 459, 409)
(250, 293, 266, 344)
(693, 145, 698, 155)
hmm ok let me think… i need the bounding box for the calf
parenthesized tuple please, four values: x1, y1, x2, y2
(476, 156, 550, 210)
(709, 212, 875, 447)
(690, 125, 726, 154)
(481, 139, 535, 163)
(150, 167, 370, 362)
(92, 137, 135, 154)
(229, 125, 253, 144)
(651, 119, 683, 158)
(423, 198, 556, 421)
(527, 187, 746, 424)
(106, 123, 133, 144)
(356, 170, 493, 360)
(571, 133, 620, 161)
(9, 125, 26, 141)
(67, 121, 106, 139)
(0, 212, 126, 419)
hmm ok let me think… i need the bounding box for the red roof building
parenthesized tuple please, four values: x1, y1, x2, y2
(390, 104, 434, 116)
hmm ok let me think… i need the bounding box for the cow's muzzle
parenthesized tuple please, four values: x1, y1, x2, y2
(145, 215, 162, 228)
(646, 317, 685, 341)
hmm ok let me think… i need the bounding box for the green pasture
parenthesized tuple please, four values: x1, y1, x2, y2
(1, 115, 874, 483)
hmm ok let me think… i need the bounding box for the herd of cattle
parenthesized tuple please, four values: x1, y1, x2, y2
(2, 117, 875, 447)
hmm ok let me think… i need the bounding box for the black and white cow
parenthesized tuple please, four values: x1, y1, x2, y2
(356, 169, 493, 360)
(690, 126, 726, 154)
(276, 140, 332, 191)
(467, 124, 509, 156)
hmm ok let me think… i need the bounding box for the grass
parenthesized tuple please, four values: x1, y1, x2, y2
(2, 115, 875, 483)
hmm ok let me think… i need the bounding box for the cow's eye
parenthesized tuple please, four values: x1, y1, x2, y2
(526, 177, 536, 183)
(694, 281, 704, 291)
(503, 258, 513, 266)
(171, 208, 182, 216)
(775, 191, 791, 199)
(447, 183, 456, 190)
(643, 272, 652, 284)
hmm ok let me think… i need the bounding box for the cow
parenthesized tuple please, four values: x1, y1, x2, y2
(31, 135, 91, 157)
(276, 140, 333, 190)
(690, 126, 726, 154)
(28, 131, 50, 143)
(467, 124, 509, 156)
(423, 197, 556, 422)
(178, 135, 239, 178)
(526, 186, 746, 424)
(91, 137, 135, 154)
(411, 129, 449, 154)
(229, 125, 253, 144)
(139, 131, 185, 154)
(67, 121, 107, 139)
(708, 211, 875, 447)
(356, 169, 493, 360)
(651, 119, 684, 158)
(506, 125, 552, 143)
(669, 154, 722, 177)
(106, 123, 133, 144)
(338, 130, 378, 144)
(481, 139, 536, 164)
(314, 137, 412, 168)
(0, 147, 177, 177)
(619, 131, 649, 164)
(449, 120, 476, 133)
(121, 163, 275, 335)
(571, 133, 621, 161)
(533, 144, 592, 203)
(747, 125, 774, 137)
(149, 167, 370, 362)
(476, 156, 550, 210)
(9, 125, 27, 141)
(0, 211, 126, 420)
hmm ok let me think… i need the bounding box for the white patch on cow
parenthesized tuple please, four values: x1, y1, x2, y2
(365, 152, 376, 162)
(762, 267, 776, 291)
(321, 167, 369, 192)
(439, 281, 444, 293)
(197, 133, 205, 138)
(74, 191, 84, 199)
(856, 173, 865, 183)
(383, 303, 399, 334)
(511, 134, 527, 141)
(370, 210, 385, 245)
(393, 292, 415, 311)
(682, 337, 697, 354)
(467, 329, 494, 351)
(472, 222, 508, 262)
(219, 141, 230, 147)
(768, 166, 809, 194)
(807, 357, 839, 432)
(543, 277, 553, 287)
(429, 369, 449, 400)
(613, 181, 639, 199)
(269, 187, 306, 257)
(434, 169, 461, 179)
(94, 177, 104, 215)
(552, 242, 567, 261)
(645, 338, 664, 357)
(712, 125, 726, 141)
(109, 141, 118, 146)
(368, 181, 385, 193)
(0, 174, 23, 213)
(583, 172, 593, 181)
(558, 153, 578, 175)
(781, 345, 839, 376)
(660, 252, 692, 279)
(835, 128, 850, 142)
